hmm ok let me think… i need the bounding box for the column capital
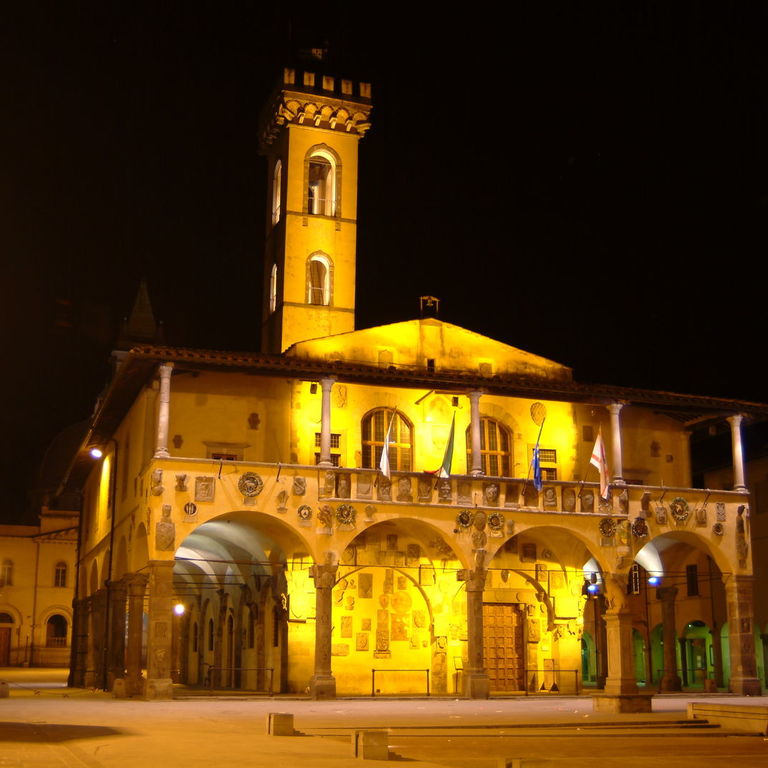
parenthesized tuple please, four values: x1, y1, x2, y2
(656, 586, 678, 602)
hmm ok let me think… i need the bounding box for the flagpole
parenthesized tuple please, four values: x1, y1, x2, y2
(522, 418, 546, 494)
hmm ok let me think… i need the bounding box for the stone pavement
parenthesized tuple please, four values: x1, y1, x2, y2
(2, 669, 768, 767)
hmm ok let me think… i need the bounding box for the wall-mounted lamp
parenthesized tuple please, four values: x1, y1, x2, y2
(310, 382, 318, 394)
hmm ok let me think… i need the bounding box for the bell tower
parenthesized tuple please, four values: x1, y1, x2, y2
(259, 67, 372, 353)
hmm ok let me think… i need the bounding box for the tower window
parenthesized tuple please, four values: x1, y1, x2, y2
(0, 560, 12, 587)
(307, 253, 331, 305)
(272, 159, 282, 226)
(269, 263, 278, 314)
(362, 408, 412, 472)
(307, 152, 336, 216)
(466, 418, 511, 477)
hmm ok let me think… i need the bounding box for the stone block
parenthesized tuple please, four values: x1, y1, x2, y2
(592, 693, 653, 713)
(267, 712, 295, 736)
(0, 681, 8, 698)
(351, 729, 389, 760)
(688, 703, 768, 735)
(112, 678, 127, 698)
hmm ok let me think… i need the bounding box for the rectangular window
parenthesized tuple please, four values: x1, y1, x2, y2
(314, 433, 340, 448)
(628, 564, 641, 595)
(686, 564, 699, 597)
(538, 449, 557, 463)
(211, 452, 238, 461)
(314, 453, 341, 467)
(582, 425, 594, 443)
(542, 468, 558, 481)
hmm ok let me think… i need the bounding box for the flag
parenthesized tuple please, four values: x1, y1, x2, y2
(590, 428, 609, 499)
(437, 413, 456, 478)
(532, 444, 542, 491)
(379, 410, 395, 478)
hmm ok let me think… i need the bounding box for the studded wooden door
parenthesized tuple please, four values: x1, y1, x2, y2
(482, 603, 525, 691)
(0, 627, 10, 666)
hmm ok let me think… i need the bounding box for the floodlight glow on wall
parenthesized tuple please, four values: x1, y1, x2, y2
(89, 447, 104, 459)
(174, 603, 185, 616)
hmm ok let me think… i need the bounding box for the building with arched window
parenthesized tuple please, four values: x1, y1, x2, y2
(0, 508, 77, 666)
(52, 65, 767, 707)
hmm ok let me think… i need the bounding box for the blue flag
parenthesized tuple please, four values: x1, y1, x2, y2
(532, 445, 542, 491)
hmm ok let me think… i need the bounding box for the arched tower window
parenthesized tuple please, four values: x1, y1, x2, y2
(46, 615, 68, 647)
(466, 418, 512, 477)
(361, 408, 413, 472)
(54, 561, 67, 587)
(307, 253, 331, 305)
(271, 159, 282, 225)
(269, 263, 278, 313)
(306, 148, 338, 216)
(0, 560, 12, 587)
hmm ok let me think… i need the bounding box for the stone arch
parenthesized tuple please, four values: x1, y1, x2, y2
(172, 510, 314, 693)
(482, 524, 601, 695)
(330, 518, 464, 695)
(645, 529, 732, 577)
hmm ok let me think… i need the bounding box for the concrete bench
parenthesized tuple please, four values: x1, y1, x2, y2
(688, 702, 768, 735)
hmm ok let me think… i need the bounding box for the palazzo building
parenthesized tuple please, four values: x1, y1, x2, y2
(0, 507, 78, 667)
(60, 67, 767, 703)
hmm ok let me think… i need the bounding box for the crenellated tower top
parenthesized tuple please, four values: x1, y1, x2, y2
(259, 67, 372, 149)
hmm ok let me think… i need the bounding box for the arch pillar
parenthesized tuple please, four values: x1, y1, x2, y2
(462, 566, 489, 698)
(144, 561, 174, 699)
(723, 574, 761, 695)
(602, 576, 637, 696)
(309, 563, 338, 699)
(107, 579, 127, 691)
(125, 572, 148, 696)
(657, 587, 682, 691)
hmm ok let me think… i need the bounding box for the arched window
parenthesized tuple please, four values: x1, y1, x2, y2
(269, 263, 278, 313)
(45, 615, 68, 647)
(271, 159, 282, 226)
(307, 253, 331, 305)
(0, 560, 12, 587)
(54, 561, 67, 587)
(307, 149, 337, 216)
(466, 418, 512, 476)
(361, 408, 413, 472)
(0, 613, 13, 624)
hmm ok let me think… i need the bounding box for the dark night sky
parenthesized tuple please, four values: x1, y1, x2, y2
(2, 2, 767, 520)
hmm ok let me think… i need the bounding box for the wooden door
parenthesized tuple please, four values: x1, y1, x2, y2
(0, 627, 11, 666)
(482, 603, 525, 691)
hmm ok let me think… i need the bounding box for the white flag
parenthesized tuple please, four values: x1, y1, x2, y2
(379, 410, 395, 478)
(590, 429, 609, 499)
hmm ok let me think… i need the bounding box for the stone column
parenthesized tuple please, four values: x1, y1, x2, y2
(463, 568, 490, 698)
(657, 587, 682, 691)
(213, 590, 227, 687)
(711, 623, 724, 688)
(723, 574, 761, 695)
(468, 391, 483, 476)
(317, 378, 335, 467)
(728, 414, 747, 492)
(153, 363, 174, 458)
(125, 573, 148, 696)
(86, 590, 107, 689)
(309, 562, 338, 699)
(107, 579, 128, 691)
(602, 576, 636, 695)
(68, 597, 89, 688)
(144, 561, 175, 699)
(608, 403, 624, 485)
